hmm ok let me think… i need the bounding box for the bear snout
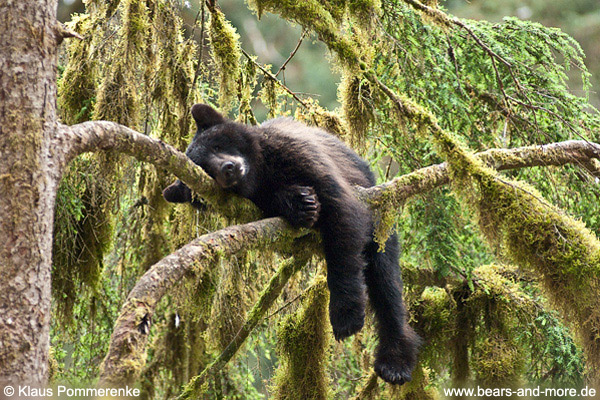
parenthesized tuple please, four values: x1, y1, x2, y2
(216, 158, 246, 188)
(221, 161, 236, 178)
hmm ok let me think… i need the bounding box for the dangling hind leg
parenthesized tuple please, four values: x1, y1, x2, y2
(364, 233, 421, 385)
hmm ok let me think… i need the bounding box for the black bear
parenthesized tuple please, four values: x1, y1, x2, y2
(163, 104, 420, 384)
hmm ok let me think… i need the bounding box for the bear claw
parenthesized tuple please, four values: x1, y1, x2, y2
(374, 361, 413, 385)
(294, 186, 320, 228)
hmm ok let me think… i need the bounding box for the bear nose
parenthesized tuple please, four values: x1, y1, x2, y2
(222, 161, 235, 178)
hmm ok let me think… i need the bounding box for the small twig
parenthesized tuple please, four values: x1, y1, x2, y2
(178, 255, 309, 399)
(266, 291, 305, 319)
(446, 33, 465, 97)
(276, 30, 306, 77)
(191, 1, 207, 91)
(241, 48, 311, 109)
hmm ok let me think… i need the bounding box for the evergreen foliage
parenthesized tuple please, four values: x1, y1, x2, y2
(52, 0, 600, 397)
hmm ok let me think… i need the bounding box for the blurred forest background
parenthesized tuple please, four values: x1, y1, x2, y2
(57, 0, 600, 110)
(51, 0, 600, 398)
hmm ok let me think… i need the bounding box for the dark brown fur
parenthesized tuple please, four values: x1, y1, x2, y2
(163, 104, 421, 384)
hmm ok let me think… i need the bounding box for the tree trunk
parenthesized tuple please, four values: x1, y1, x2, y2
(0, 0, 60, 385)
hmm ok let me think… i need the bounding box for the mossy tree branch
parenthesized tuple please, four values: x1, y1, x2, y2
(364, 139, 600, 205)
(59, 121, 600, 385)
(98, 217, 298, 385)
(60, 120, 600, 215)
(59, 121, 261, 221)
(369, 69, 600, 384)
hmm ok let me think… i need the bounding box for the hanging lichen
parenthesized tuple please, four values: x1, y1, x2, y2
(246, 0, 363, 69)
(471, 335, 522, 392)
(58, 14, 96, 125)
(271, 278, 331, 400)
(52, 156, 115, 322)
(208, 257, 252, 351)
(238, 59, 259, 125)
(136, 0, 198, 271)
(260, 76, 283, 119)
(347, 0, 381, 31)
(340, 73, 375, 148)
(468, 265, 527, 389)
(208, 6, 242, 112)
(94, 0, 149, 127)
(136, 166, 170, 270)
(54, 0, 152, 319)
(415, 286, 456, 367)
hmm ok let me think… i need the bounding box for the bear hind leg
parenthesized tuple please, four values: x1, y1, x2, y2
(364, 233, 421, 385)
(319, 201, 369, 341)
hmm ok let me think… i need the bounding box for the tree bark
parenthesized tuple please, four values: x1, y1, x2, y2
(0, 0, 61, 385)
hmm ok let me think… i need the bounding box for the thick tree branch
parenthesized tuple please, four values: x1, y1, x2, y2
(59, 121, 260, 219)
(60, 121, 600, 213)
(99, 217, 299, 385)
(363, 140, 600, 205)
(65, 121, 600, 384)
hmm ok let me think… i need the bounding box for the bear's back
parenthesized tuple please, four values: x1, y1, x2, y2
(260, 118, 375, 188)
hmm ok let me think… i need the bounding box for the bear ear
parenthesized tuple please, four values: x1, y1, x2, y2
(191, 104, 226, 131)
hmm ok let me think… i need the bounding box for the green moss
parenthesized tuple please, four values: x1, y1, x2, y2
(420, 287, 454, 333)
(271, 278, 330, 400)
(340, 73, 374, 148)
(58, 14, 96, 125)
(397, 365, 440, 400)
(52, 156, 115, 322)
(292, 99, 349, 138)
(366, 181, 410, 250)
(474, 175, 600, 376)
(348, 0, 381, 30)
(137, 166, 170, 271)
(412, 286, 455, 370)
(260, 76, 280, 119)
(122, 0, 149, 46)
(208, 258, 250, 351)
(247, 0, 363, 69)
(94, 0, 149, 127)
(313, 110, 349, 138)
(238, 59, 259, 124)
(48, 347, 59, 382)
(209, 7, 242, 112)
(472, 334, 523, 390)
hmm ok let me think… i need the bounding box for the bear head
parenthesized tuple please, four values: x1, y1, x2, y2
(163, 104, 262, 204)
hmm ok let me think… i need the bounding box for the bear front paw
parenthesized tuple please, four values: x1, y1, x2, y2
(290, 186, 321, 228)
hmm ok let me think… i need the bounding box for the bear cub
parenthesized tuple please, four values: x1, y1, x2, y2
(163, 104, 420, 384)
